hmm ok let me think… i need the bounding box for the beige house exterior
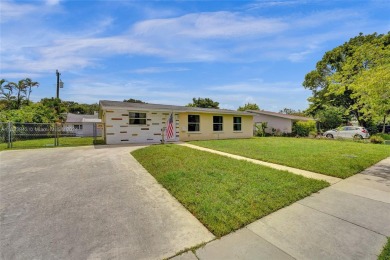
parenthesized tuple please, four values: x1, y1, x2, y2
(178, 112, 253, 141)
(247, 110, 314, 134)
(99, 100, 253, 144)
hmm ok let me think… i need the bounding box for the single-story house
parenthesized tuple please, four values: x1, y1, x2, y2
(246, 110, 314, 134)
(64, 112, 102, 137)
(99, 100, 253, 144)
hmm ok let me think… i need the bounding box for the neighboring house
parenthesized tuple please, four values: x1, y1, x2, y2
(99, 100, 253, 144)
(64, 112, 102, 137)
(247, 110, 314, 134)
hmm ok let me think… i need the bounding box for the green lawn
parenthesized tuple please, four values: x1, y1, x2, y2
(379, 238, 390, 260)
(132, 144, 328, 237)
(0, 137, 103, 151)
(189, 138, 390, 179)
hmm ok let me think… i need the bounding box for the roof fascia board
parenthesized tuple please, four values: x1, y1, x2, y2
(248, 110, 313, 121)
(101, 105, 252, 116)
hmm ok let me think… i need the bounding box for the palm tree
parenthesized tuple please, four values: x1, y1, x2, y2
(0, 79, 7, 95)
(0, 79, 16, 109)
(25, 78, 39, 103)
(7, 80, 28, 109)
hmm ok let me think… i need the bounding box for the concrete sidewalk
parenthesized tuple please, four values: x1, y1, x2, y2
(172, 157, 390, 260)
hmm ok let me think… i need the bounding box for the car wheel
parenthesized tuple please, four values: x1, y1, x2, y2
(354, 134, 363, 140)
(326, 134, 333, 138)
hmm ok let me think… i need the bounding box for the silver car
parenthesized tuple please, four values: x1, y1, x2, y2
(323, 126, 370, 139)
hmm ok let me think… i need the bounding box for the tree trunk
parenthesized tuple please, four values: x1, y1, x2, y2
(16, 88, 21, 109)
(354, 110, 364, 126)
(383, 115, 387, 133)
(27, 86, 32, 103)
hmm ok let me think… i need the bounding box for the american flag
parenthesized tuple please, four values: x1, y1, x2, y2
(165, 112, 175, 140)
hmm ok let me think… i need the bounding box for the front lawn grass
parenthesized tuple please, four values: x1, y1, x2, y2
(132, 144, 328, 237)
(189, 138, 390, 179)
(0, 137, 103, 151)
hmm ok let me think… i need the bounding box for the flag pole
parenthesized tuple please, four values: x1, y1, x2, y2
(161, 127, 165, 144)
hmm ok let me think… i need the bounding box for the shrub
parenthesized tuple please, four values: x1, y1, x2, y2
(292, 120, 316, 137)
(370, 136, 384, 144)
(309, 131, 318, 138)
(373, 133, 390, 140)
(254, 122, 268, 137)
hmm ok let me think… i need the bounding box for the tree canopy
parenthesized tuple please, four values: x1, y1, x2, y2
(123, 98, 145, 103)
(303, 32, 390, 129)
(279, 108, 305, 117)
(315, 106, 346, 131)
(0, 78, 101, 123)
(186, 97, 219, 108)
(0, 103, 57, 123)
(237, 103, 259, 111)
(0, 78, 40, 109)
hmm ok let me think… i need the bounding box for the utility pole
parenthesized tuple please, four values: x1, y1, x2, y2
(56, 69, 61, 99)
(55, 69, 64, 147)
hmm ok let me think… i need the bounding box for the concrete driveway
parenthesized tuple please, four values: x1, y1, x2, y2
(0, 145, 214, 259)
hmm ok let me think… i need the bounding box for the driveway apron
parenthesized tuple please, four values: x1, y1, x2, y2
(0, 146, 214, 260)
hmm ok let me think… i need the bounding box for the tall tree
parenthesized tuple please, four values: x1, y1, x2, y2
(315, 106, 346, 131)
(0, 103, 57, 123)
(0, 79, 15, 109)
(13, 80, 28, 109)
(123, 98, 145, 103)
(237, 103, 259, 111)
(186, 97, 219, 108)
(279, 108, 305, 116)
(0, 79, 6, 93)
(350, 63, 390, 133)
(24, 78, 39, 103)
(303, 32, 389, 126)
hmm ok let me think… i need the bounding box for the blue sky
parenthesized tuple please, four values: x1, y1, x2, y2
(1, 0, 389, 111)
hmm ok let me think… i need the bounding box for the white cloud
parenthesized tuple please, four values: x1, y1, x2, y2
(133, 12, 288, 39)
(246, 0, 305, 10)
(50, 74, 311, 111)
(0, 72, 43, 79)
(0, 1, 37, 23)
(207, 81, 305, 93)
(129, 67, 189, 74)
(45, 0, 61, 6)
(1, 3, 388, 76)
(0, 0, 63, 23)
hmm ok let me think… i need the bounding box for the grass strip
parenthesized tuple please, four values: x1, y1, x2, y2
(378, 238, 390, 260)
(132, 144, 328, 237)
(189, 137, 390, 178)
(0, 137, 103, 151)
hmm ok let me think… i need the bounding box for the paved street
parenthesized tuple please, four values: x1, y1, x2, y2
(0, 146, 214, 260)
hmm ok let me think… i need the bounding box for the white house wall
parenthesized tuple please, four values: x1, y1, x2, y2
(253, 114, 292, 133)
(104, 109, 179, 144)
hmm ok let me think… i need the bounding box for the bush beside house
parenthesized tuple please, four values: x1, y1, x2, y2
(292, 120, 316, 137)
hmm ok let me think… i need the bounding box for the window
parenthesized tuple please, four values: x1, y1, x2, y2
(213, 116, 223, 131)
(129, 112, 147, 125)
(188, 115, 200, 132)
(233, 117, 242, 131)
(74, 124, 83, 130)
